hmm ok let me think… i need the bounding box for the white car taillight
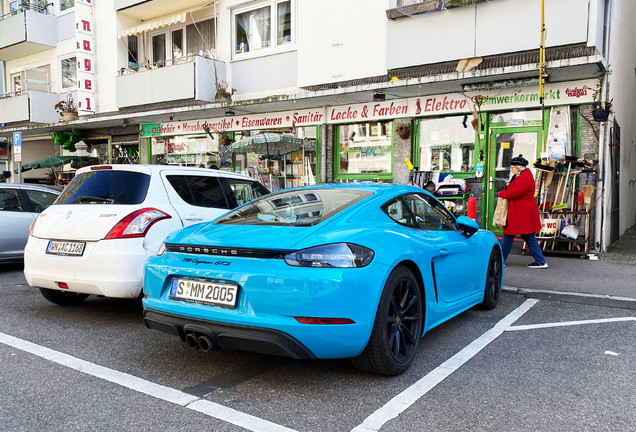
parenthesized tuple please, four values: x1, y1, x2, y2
(104, 208, 171, 240)
(29, 215, 40, 237)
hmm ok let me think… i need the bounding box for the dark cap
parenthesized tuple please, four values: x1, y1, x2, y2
(510, 154, 529, 166)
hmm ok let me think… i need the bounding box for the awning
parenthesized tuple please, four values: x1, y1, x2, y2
(231, 133, 303, 155)
(118, 4, 210, 39)
(111, 134, 140, 144)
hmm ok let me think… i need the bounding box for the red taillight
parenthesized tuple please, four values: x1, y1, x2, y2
(104, 208, 171, 239)
(90, 165, 113, 170)
(29, 215, 40, 236)
(57, 282, 69, 289)
(294, 317, 355, 325)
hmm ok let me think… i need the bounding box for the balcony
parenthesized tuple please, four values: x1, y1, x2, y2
(0, 90, 61, 124)
(0, 7, 57, 61)
(115, 56, 226, 108)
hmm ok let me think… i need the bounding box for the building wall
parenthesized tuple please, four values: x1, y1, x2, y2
(20, 137, 57, 181)
(387, 0, 592, 70)
(297, 0, 387, 87)
(606, 0, 636, 236)
(4, 38, 75, 99)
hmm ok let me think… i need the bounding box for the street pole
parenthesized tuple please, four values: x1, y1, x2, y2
(539, 0, 546, 153)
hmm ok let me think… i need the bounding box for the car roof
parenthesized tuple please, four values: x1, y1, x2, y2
(0, 184, 62, 193)
(270, 182, 425, 196)
(74, 164, 255, 181)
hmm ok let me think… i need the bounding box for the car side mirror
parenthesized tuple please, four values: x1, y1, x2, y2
(456, 215, 479, 238)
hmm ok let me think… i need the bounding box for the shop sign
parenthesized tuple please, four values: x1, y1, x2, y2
(0, 142, 7, 160)
(326, 79, 597, 124)
(149, 109, 326, 137)
(75, 1, 96, 114)
(140, 123, 161, 138)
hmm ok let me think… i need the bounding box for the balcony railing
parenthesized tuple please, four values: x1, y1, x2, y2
(0, 90, 61, 124)
(0, 2, 53, 21)
(0, 6, 57, 61)
(115, 55, 226, 108)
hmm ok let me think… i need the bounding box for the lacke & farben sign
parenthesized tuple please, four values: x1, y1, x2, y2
(140, 79, 596, 137)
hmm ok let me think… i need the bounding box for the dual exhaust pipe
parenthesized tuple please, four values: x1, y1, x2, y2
(185, 332, 217, 352)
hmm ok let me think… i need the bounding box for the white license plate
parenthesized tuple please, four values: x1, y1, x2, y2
(46, 241, 85, 256)
(169, 278, 238, 308)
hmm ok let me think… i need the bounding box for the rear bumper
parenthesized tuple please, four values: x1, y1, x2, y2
(144, 308, 316, 359)
(24, 236, 153, 298)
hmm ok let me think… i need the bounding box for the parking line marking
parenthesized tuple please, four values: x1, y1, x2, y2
(0, 332, 298, 432)
(507, 317, 636, 331)
(351, 299, 539, 432)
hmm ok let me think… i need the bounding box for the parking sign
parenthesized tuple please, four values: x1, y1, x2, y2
(13, 131, 21, 154)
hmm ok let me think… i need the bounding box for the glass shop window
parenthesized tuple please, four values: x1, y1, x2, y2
(490, 109, 542, 124)
(338, 121, 392, 177)
(418, 116, 474, 173)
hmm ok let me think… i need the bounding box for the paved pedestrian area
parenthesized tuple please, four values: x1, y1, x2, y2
(503, 225, 636, 302)
(602, 225, 636, 265)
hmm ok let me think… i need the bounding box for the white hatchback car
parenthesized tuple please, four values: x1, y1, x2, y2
(24, 165, 268, 305)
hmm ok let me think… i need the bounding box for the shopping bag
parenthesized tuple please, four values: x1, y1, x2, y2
(493, 198, 508, 228)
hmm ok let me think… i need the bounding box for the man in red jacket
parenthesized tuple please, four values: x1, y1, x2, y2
(497, 155, 548, 269)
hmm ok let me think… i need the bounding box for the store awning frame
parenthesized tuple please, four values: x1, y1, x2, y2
(118, 4, 211, 39)
(231, 133, 304, 155)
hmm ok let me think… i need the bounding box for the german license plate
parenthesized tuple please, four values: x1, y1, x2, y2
(46, 241, 85, 256)
(169, 278, 238, 308)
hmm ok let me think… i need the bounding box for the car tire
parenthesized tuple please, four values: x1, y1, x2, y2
(478, 248, 502, 310)
(351, 265, 423, 376)
(39, 288, 89, 306)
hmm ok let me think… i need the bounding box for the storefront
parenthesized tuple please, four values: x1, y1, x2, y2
(140, 109, 325, 191)
(326, 79, 597, 231)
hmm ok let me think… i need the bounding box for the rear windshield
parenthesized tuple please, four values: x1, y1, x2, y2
(215, 189, 373, 227)
(55, 170, 151, 205)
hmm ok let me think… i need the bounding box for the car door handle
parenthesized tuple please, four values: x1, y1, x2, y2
(438, 248, 449, 256)
(185, 215, 203, 221)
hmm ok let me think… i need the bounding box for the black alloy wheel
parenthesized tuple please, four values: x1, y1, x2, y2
(39, 288, 89, 306)
(351, 265, 423, 376)
(478, 248, 502, 310)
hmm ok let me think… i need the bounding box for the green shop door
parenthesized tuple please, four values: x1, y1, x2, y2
(485, 127, 541, 234)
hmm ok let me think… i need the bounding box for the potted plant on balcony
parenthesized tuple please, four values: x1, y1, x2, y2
(54, 92, 78, 122)
(395, 120, 411, 139)
(215, 81, 236, 104)
(216, 129, 232, 145)
(591, 74, 612, 122)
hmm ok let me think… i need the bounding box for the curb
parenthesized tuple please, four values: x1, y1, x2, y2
(502, 285, 636, 310)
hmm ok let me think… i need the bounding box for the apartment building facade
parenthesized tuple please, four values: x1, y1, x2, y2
(0, 0, 633, 251)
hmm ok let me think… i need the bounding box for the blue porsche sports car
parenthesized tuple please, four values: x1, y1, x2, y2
(142, 184, 503, 375)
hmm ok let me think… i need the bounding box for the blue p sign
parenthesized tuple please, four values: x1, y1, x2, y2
(13, 131, 21, 147)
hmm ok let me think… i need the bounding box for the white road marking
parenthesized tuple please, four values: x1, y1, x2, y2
(350, 299, 539, 432)
(506, 317, 636, 332)
(0, 332, 298, 432)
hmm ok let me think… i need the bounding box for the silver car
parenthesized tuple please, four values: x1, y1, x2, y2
(0, 184, 61, 263)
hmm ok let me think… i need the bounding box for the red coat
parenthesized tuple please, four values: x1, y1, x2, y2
(497, 168, 542, 235)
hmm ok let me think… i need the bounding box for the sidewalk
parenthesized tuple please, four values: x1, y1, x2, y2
(502, 225, 636, 306)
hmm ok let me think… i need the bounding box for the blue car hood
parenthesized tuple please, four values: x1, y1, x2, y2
(167, 222, 324, 250)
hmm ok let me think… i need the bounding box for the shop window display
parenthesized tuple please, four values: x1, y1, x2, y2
(151, 134, 219, 168)
(338, 121, 392, 177)
(233, 127, 318, 192)
(418, 116, 474, 173)
(490, 109, 542, 124)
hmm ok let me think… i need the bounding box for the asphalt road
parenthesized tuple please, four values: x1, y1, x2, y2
(1, 262, 635, 432)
